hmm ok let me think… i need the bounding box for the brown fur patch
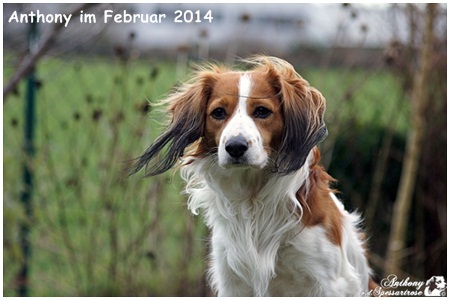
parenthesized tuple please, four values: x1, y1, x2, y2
(203, 72, 241, 149)
(246, 71, 284, 156)
(297, 147, 344, 245)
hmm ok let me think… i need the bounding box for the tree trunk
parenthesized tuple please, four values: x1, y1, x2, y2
(384, 4, 437, 276)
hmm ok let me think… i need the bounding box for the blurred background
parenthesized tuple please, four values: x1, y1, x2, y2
(3, 3, 447, 296)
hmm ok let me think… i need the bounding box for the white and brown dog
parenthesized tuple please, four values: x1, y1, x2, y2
(132, 56, 377, 296)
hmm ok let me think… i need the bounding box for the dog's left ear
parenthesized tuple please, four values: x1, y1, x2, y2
(130, 71, 216, 176)
(273, 67, 328, 174)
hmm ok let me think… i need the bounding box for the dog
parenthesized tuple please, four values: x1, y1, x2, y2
(131, 56, 376, 296)
(425, 276, 447, 296)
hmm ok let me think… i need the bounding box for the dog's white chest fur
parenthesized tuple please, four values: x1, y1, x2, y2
(182, 153, 370, 297)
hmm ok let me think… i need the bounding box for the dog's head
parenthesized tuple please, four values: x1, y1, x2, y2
(131, 56, 327, 176)
(427, 276, 447, 291)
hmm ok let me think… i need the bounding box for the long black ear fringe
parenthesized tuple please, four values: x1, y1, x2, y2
(274, 116, 328, 175)
(128, 115, 202, 177)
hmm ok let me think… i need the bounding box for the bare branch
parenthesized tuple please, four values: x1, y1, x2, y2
(384, 3, 437, 276)
(3, 3, 97, 101)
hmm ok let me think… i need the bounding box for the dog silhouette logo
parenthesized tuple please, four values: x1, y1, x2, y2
(424, 276, 447, 297)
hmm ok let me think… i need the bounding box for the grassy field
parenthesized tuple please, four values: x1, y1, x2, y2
(3, 54, 408, 296)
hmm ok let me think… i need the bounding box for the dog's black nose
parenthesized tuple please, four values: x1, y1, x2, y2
(225, 135, 248, 158)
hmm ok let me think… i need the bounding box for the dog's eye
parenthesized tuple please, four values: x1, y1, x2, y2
(253, 106, 272, 119)
(211, 107, 227, 120)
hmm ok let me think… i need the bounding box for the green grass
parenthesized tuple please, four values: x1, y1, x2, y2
(4, 55, 207, 296)
(303, 67, 409, 134)
(3, 54, 407, 296)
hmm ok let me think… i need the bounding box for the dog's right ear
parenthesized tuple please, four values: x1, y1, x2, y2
(130, 70, 217, 177)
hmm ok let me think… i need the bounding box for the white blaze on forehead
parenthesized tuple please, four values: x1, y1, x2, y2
(238, 73, 252, 109)
(222, 73, 253, 136)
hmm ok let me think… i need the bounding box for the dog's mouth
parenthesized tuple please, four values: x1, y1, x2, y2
(219, 156, 267, 170)
(221, 157, 250, 168)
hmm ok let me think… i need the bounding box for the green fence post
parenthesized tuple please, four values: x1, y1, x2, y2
(17, 19, 38, 297)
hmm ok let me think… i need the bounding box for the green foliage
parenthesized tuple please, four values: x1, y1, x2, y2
(4, 55, 206, 296)
(3, 55, 407, 296)
(302, 67, 409, 134)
